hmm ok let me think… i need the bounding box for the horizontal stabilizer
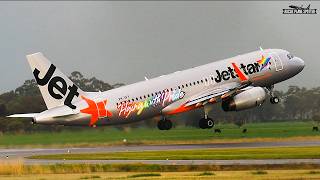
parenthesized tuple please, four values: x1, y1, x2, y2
(7, 113, 38, 118)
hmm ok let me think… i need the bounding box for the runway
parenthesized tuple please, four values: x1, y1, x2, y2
(1, 140, 320, 165)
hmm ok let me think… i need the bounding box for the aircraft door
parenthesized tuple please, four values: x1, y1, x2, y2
(269, 53, 283, 71)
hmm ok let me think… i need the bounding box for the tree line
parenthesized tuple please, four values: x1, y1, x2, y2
(0, 71, 319, 133)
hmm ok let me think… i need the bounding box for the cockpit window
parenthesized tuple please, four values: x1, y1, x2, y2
(287, 54, 294, 60)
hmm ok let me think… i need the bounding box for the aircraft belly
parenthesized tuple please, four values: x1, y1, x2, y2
(36, 113, 90, 126)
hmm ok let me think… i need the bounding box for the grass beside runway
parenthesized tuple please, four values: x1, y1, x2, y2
(29, 146, 320, 160)
(3, 159, 320, 175)
(1, 121, 320, 148)
(1, 170, 320, 180)
(2, 159, 320, 178)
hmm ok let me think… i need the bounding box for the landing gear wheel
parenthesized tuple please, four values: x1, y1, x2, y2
(207, 118, 214, 129)
(157, 119, 172, 130)
(164, 120, 172, 130)
(199, 118, 214, 129)
(267, 85, 280, 104)
(199, 118, 207, 129)
(157, 121, 165, 130)
(270, 97, 280, 104)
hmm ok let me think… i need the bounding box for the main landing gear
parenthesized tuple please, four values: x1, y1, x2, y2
(199, 105, 215, 129)
(157, 118, 172, 130)
(199, 117, 214, 129)
(267, 85, 280, 104)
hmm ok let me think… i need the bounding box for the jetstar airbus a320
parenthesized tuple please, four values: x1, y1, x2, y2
(8, 48, 304, 130)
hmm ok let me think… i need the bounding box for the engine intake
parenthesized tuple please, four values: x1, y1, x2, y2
(222, 87, 266, 111)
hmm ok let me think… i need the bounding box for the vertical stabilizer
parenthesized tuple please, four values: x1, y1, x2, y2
(27, 53, 84, 109)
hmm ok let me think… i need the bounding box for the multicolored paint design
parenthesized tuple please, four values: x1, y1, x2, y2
(80, 96, 112, 126)
(117, 89, 185, 118)
(257, 55, 271, 71)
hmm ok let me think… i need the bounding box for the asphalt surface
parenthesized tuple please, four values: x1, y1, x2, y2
(1, 140, 320, 165)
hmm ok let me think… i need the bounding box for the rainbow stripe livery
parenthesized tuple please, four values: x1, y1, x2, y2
(257, 55, 271, 71)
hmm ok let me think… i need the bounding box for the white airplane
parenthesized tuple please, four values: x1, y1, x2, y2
(289, 4, 311, 10)
(8, 49, 304, 130)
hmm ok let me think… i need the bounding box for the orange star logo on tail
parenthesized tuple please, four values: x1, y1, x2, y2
(80, 96, 112, 126)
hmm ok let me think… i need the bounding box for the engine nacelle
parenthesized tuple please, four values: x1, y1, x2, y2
(222, 87, 266, 111)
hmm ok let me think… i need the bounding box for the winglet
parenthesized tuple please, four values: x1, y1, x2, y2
(259, 46, 264, 52)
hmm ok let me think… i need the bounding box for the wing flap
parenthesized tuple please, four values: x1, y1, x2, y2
(185, 90, 228, 107)
(184, 82, 252, 107)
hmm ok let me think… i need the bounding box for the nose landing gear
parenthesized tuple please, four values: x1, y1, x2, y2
(270, 96, 280, 104)
(267, 85, 280, 104)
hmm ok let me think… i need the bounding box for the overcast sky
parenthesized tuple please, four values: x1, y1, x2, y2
(0, 1, 319, 93)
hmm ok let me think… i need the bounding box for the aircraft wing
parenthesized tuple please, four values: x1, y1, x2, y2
(162, 81, 252, 115)
(7, 113, 39, 118)
(184, 81, 251, 107)
(184, 88, 230, 107)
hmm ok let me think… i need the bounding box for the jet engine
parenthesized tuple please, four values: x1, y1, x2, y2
(222, 87, 266, 111)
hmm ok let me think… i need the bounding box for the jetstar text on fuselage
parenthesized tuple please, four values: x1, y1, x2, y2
(214, 61, 265, 83)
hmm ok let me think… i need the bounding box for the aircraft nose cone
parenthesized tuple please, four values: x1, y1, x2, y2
(294, 57, 305, 72)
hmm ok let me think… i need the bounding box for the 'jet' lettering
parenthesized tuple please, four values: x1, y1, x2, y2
(33, 64, 79, 109)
